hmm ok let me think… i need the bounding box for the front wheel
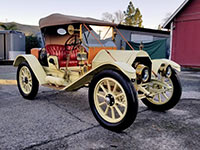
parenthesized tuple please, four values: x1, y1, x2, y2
(17, 62, 39, 100)
(141, 70, 182, 111)
(89, 70, 138, 132)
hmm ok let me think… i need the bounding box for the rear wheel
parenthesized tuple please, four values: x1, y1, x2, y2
(89, 70, 138, 132)
(141, 71, 182, 111)
(17, 62, 39, 100)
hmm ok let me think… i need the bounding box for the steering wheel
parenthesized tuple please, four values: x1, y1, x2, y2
(65, 35, 81, 50)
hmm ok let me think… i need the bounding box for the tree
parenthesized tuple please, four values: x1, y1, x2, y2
(25, 35, 41, 54)
(0, 23, 18, 30)
(162, 12, 172, 24)
(114, 10, 125, 24)
(157, 12, 172, 30)
(123, 1, 143, 27)
(102, 12, 115, 23)
(102, 10, 124, 24)
(134, 8, 143, 27)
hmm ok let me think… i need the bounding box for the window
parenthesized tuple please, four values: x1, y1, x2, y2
(131, 33, 153, 43)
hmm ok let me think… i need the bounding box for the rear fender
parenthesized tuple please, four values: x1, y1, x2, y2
(13, 55, 47, 84)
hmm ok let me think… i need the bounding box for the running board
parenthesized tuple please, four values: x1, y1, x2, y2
(42, 84, 66, 90)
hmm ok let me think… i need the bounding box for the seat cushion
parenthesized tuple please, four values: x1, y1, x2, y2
(46, 44, 66, 60)
(45, 44, 79, 67)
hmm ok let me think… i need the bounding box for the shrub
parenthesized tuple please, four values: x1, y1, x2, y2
(25, 35, 41, 54)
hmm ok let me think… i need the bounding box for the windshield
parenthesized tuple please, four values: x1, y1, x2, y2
(90, 26, 112, 40)
(82, 25, 116, 49)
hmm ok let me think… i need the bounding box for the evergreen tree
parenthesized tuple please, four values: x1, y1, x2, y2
(124, 1, 143, 27)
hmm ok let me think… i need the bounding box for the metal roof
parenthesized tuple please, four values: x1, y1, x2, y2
(117, 24, 169, 35)
(39, 13, 117, 29)
(162, 0, 190, 29)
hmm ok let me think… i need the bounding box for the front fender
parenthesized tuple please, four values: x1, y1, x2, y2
(94, 62, 136, 79)
(13, 55, 47, 84)
(152, 59, 181, 74)
(63, 62, 136, 91)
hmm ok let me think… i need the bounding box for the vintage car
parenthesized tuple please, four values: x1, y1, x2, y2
(13, 13, 182, 132)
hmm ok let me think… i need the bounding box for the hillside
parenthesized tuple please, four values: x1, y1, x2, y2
(0, 22, 40, 36)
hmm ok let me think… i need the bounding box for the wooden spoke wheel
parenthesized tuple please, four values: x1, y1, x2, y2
(89, 70, 138, 132)
(141, 70, 182, 111)
(17, 62, 39, 100)
(94, 77, 128, 123)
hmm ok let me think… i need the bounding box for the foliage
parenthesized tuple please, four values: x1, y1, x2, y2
(114, 10, 125, 24)
(102, 12, 115, 23)
(123, 1, 143, 27)
(102, 10, 124, 24)
(0, 23, 18, 30)
(102, 1, 143, 27)
(25, 35, 41, 54)
(0, 22, 40, 36)
(162, 12, 172, 24)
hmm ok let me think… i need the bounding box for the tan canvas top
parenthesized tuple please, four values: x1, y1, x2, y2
(39, 13, 117, 29)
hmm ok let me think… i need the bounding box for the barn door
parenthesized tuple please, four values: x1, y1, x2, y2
(172, 20, 200, 67)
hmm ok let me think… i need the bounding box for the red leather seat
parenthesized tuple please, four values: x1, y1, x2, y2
(45, 44, 78, 67)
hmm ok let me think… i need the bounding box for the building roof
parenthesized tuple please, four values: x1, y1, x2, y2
(39, 13, 117, 29)
(117, 24, 169, 35)
(0, 30, 23, 34)
(163, 0, 190, 29)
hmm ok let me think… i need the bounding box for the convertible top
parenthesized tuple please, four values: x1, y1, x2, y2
(39, 13, 117, 29)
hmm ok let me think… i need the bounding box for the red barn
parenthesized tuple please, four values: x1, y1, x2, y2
(163, 0, 200, 67)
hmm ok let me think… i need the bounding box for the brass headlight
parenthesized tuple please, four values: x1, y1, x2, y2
(142, 68, 149, 82)
(136, 64, 150, 83)
(159, 64, 172, 78)
(166, 65, 172, 78)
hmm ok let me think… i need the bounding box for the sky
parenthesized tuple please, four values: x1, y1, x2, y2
(0, 0, 185, 29)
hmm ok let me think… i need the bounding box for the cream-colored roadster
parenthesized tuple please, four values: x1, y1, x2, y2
(13, 14, 182, 132)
